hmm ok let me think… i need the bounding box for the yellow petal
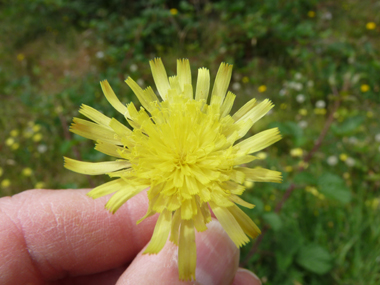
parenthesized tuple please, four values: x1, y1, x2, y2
(209, 202, 249, 247)
(87, 178, 128, 198)
(64, 157, 131, 175)
(193, 200, 208, 232)
(70, 118, 121, 145)
(237, 167, 282, 183)
(144, 209, 172, 254)
(232, 98, 257, 121)
(234, 128, 281, 155)
(105, 185, 146, 213)
(195, 67, 210, 102)
(170, 209, 182, 245)
(229, 204, 261, 239)
(210, 62, 233, 106)
(220, 91, 236, 118)
(79, 104, 112, 129)
(177, 59, 192, 93)
(178, 219, 196, 281)
(94, 140, 125, 158)
(100, 80, 130, 118)
(150, 58, 170, 100)
(229, 194, 255, 209)
(125, 77, 159, 113)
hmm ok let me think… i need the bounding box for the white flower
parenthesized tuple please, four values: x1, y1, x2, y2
(298, 120, 308, 129)
(37, 144, 48, 153)
(307, 80, 314, 88)
(345, 157, 355, 167)
(136, 78, 145, 86)
(279, 89, 287, 96)
(322, 11, 332, 20)
(294, 83, 303, 91)
(316, 100, 326, 108)
(296, 94, 305, 103)
(294, 73, 302, 80)
(327, 156, 338, 166)
(232, 82, 241, 91)
(129, 64, 138, 72)
(375, 134, 380, 142)
(96, 51, 104, 59)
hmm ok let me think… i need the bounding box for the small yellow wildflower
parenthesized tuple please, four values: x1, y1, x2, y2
(308, 11, 316, 18)
(314, 108, 327, 115)
(257, 152, 267, 160)
(11, 143, 20, 151)
(258, 85, 267, 93)
(22, 167, 33, 177)
(33, 133, 43, 142)
(339, 153, 348, 161)
(17, 53, 25, 61)
(360, 84, 370, 92)
(290, 148, 303, 157)
(10, 129, 19, 137)
(170, 8, 178, 15)
(34, 182, 46, 189)
(33, 124, 41, 132)
(284, 166, 293, 172)
(244, 180, 254, 188)
(5, 137, 15, 146)
(280, 103, 287, 110)
(64, 58, 282, 281)
(366, 22, 376, 30)
(242, 76, 249, 83)
(1, 179, 10, 188)
(343, 172, 350, 179)
(299, 108, 308, 116)
(264, 205, 271, 212)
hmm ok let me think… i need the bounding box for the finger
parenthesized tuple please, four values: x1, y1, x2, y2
(0, 189, 157, 284)
(232, 268, 262, 285)
(116, 219, 240, 285)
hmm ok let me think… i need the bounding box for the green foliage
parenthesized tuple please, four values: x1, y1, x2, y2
(1, 0, 380, 284)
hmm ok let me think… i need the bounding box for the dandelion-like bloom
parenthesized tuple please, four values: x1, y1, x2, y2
(64, 58, 282, 280)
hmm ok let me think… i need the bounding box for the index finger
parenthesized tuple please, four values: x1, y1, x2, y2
(0, 189, 157, 284)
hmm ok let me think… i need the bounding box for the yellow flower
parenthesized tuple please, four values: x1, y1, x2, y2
(17, 53, 25, 61)
(6, 137, 15, 146)
(290, 148, 303, 157)
(170, 8, 178, 15)
(339, 153, 348, 161)
(258, 85, 267, 93)
(366, 22, 376, 30)
(244, 180, 254, 188)
(264, 205, 271, 211)
(34, 182, 45, 189)
(64, 58, 282, 281)
(22, 167, 33, 176)
(308, 11, 316, 18)
(360, 84, 370, 92)
(256, 152, 267, 160)
(33, 124, 41, 132)
(11, 143, 20, 150)
(242, 76, 249, 83)
(299, 108, 308, 116)
(314, 108, 327, 115)
(284, 165, 293, 172)
(33, 133, 43, 142)
(1, 179, 10, 188)
(10, 129, 19, 137)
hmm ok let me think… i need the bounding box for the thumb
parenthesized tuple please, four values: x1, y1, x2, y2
(117, 219, 239, 285)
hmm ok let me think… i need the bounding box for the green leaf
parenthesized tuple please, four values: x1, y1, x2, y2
(317, 173, 352, 204)
(331, 115, 365, 135)
(263, 212, 282, 231)
(294, 172, 317, 185)
(296, 244, 333, 275)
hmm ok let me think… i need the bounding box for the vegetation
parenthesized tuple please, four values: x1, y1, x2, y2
(1, 0, 379, 284)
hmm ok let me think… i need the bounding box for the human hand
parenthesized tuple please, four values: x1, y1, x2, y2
(0, 189, 261, 285)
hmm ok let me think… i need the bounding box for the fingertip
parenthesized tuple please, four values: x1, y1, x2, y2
(232, 268, 262, 285)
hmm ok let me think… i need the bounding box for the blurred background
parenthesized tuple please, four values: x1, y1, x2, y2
(1, 0, 380, 284)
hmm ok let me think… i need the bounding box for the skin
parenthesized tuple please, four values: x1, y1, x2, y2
(0, 189, 261, 285)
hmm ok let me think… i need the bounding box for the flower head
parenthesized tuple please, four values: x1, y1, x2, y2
(64, 58, 282, 280)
